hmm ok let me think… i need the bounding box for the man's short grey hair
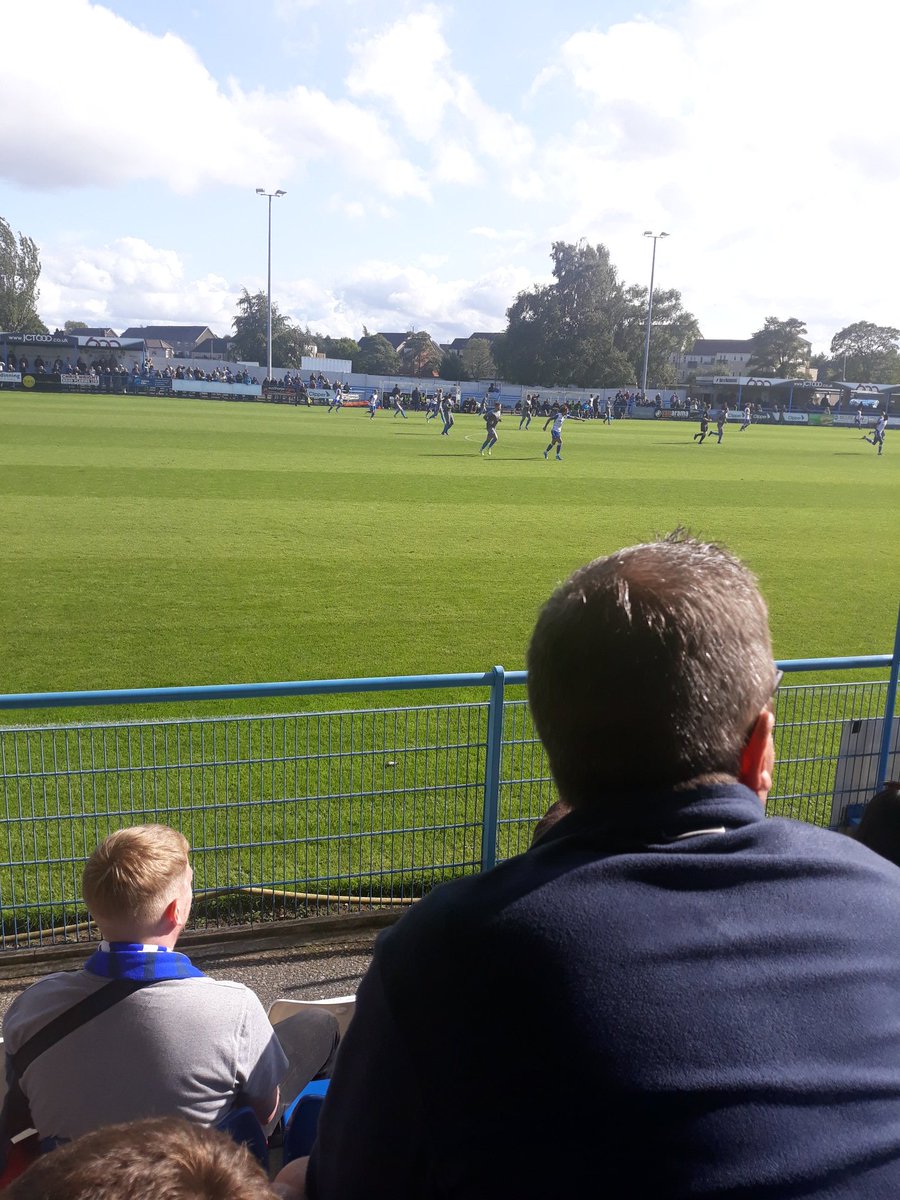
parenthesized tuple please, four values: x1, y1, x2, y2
(526, 533, 775, 806)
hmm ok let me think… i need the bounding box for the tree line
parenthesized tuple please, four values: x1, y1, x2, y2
(3, 216, 899, 386)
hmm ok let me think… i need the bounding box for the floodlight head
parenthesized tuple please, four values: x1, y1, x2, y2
(255, 188, 265, 194)
(275, 189, 287, 197)
(643, 230, 653, 236)
(660, 231, 670, 238)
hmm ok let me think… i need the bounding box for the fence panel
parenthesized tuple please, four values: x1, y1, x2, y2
(770, 680, 897, 827)
(0, 701, 490, 948)
(0, 657, 896, 950)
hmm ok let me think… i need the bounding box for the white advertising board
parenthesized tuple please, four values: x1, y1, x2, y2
(171, 379, 262, 398)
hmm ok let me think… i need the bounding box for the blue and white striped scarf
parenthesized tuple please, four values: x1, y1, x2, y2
(83, 941, 205, 981)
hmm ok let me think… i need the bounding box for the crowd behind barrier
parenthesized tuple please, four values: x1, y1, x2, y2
(1, 351, 895, 424)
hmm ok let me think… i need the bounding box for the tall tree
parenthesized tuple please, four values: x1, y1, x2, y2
(829, 321, 900, 383)
(0, 217, 47, 333)
(746, 317, 810, 378)
(64, 320, 89, 331)
(616, 286, 701, 388)
(400, 330, 443, 377)
(282, 323, 317, 368)
(496, 241, 657, 387)
(355, 332, 402, 375)
(230, 289, 313, 368)
(460, 338, 497, 380)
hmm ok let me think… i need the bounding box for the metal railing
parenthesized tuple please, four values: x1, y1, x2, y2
(0, 630, 898, 949)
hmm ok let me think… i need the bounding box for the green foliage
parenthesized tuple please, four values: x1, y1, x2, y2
(440, 350, 465, 381)
(356, 333, 401, 374)
(0, 216, 47, 333)
(828, 321, 900, 384)
(400, 330, 443, 377)
(497, 241, 697, 388)
(747, 317, 811, 378)
(460, 337, 497, 380)
(617, 285, 701, 388)
(316, 335, 360, 366)
(230, 288, 314, 368)
(63, 320, 89, 331)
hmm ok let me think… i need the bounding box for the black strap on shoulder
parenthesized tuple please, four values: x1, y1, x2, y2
(10, 977, 160, 1078)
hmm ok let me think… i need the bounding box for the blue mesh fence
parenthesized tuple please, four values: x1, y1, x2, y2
(0, 654, 897, 949)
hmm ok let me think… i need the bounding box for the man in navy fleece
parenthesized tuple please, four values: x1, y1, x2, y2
(303, 534, 900, 1200)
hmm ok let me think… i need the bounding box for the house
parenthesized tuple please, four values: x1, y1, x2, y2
(672, 337, 813, 383)
(73, 326, 119, 338)
(375, 332, 409, 351)
(671, 339, 755, 381)
(443, 332, 504, 358)
(119, 325, 218, 357)
(194, 336, 233, 359)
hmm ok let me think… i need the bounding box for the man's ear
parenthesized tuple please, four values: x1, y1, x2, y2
(739, 709, 775, 806)
(161, 895, 181, 931)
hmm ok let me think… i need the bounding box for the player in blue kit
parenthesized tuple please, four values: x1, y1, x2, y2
(367, 390, 379, 418)
(543, 406, 568, 460)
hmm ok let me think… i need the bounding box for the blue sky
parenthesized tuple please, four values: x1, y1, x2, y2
(3, 0, 898, 351)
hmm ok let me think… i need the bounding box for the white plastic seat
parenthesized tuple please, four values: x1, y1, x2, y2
(267, 995, 356, 1040)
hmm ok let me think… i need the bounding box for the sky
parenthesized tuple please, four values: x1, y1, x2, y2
(3, 0, 898, 353)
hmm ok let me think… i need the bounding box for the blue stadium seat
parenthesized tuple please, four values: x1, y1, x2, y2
(283, 1078, 330, 1163)
(216, 1105, 269, 1170)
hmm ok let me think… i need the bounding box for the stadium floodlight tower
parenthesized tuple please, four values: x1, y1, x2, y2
(640, 230, 669, 399)
(255, 188, 287, 382)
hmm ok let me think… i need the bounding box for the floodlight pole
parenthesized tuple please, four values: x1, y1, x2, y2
(256, 188, 286, 381)
(640, 231, 669, 398)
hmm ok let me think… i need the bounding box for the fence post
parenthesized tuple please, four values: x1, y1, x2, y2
(876, 605, 900, 788)
(481, 665, 506, 872)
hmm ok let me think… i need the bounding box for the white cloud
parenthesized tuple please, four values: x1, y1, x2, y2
(40, 237, 238, 334)
(274, 0, 322, 16)
(531, 0, 900, 348)
(434, 142, 481, 185)
(0, 0, 426, 199)
(348, 8, 455, 142)
(348, 7, 536, 189)
(470, 227, 514, 241)
(334, 260, 531, 340)
(237, 85, 430, 199)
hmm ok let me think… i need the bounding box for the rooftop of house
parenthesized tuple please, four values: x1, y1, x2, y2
(690, 338, 754, 356)
(375, 332, 408, 350)
(119, 325, 217, 343)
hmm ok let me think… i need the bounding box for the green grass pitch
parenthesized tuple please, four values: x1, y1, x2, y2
(1, 391, 897, 703)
